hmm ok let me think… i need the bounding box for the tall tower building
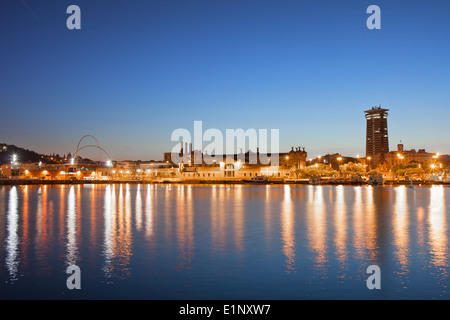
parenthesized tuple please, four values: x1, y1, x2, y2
(365, 107, 389, 166)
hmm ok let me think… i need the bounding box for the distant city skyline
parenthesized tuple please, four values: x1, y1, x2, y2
(1, 0, 449, 160)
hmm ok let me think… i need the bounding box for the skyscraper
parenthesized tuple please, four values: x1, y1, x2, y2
(365, 107, 389, 166)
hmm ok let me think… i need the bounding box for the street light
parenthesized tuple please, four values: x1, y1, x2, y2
(337, 157, 343, 175)
(11, 154, 18, 167)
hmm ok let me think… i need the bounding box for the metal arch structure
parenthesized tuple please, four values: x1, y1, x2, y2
(73, 135, 112, 165)
(74, 145, 112, 164)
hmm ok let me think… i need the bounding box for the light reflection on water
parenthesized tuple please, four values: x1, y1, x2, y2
(0, 184, 450, 299)
(5, 187, 19, 283)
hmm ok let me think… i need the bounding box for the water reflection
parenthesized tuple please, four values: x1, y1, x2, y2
(211, 185, 226, 253)
(233, 185, 244, 253)
(116, 184, 133, 279)
(5, 187, 19, 283)
(366, 187, 378, 261)
(136, 184, 143, 231)
(281, 185, 296, 273)
(1, 184, 450, 299)
(428, 186, 447, 268)
(393, 186, 409, 273)
(175, 185, 194, 270)
(66, 186, 77, 266)
(145, 184, 153, 238)
(307, 186, 327, 269)
(21, 186, 30, 271)
(334, 185, 348, 266)
(103, 185, 114, 279)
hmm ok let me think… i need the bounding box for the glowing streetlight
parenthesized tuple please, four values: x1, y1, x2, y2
(11, 154, 18, 167)
(337, 157, 343, 175)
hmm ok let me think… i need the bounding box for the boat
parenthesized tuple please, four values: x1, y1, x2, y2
(351, 175, 364, 185)
(368, 173, 384, 186)
(329, 177, 347, 185)
(244, 176, 269, 184)
(309, 176, 323, 185)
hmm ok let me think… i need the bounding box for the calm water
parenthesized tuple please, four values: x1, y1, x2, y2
(0, 183, 449, 299)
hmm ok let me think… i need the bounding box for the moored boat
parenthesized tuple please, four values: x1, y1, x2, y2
(309, 176, 323, 185)
(244, 176, 269, 184)
(368, 173, 384, 185)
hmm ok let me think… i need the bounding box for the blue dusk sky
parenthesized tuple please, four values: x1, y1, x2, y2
(0, 0, 449, 160)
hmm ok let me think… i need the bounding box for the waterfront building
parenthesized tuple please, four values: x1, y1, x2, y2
(385, 143, 440, 166)
(365, 107, 389, 166)
(163, 145, 307, 180)
(0, 145, 307, 182)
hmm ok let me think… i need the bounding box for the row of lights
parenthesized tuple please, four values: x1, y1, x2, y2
(13, 155, 113, 167)
(24, 170, 83, 176)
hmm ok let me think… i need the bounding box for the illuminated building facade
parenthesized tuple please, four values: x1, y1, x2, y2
(365, 107, 389, 166)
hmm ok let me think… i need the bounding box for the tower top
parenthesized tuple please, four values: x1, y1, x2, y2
(364, 107, 389, 114)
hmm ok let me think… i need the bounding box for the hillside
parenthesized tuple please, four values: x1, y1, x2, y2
(0, 143, 92, 165)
